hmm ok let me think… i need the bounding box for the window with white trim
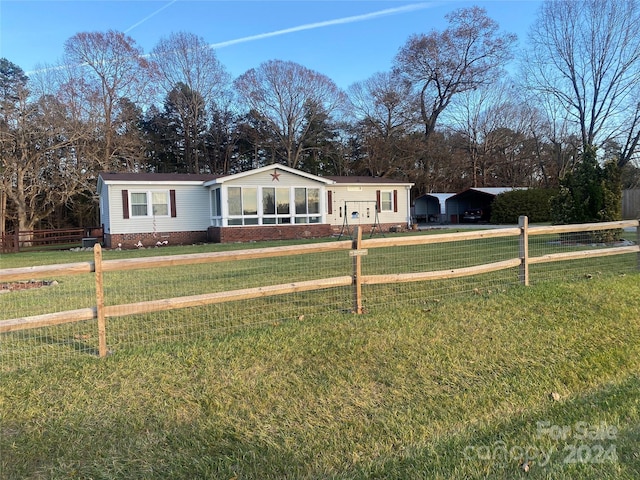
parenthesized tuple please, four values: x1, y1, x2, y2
(228, 186, 259, 225)
(130, 190, 170, 217)
(294, 187, 320, 223)
(152, 192, 169, 216)
(226, 186, 321, 226)
(260, 187, 291, 224)
(380, 191, 393, 212)
(131, 192, 148, 216)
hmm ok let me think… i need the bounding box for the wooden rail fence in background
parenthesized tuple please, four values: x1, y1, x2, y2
(0, 227, 103, 253)
(1, 217, 638, 358)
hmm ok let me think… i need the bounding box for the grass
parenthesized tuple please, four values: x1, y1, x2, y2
(1, 272, 640, 479)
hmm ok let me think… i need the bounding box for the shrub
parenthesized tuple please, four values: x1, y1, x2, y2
(550, 146, 623, 242)
(490, 188, 558, 224)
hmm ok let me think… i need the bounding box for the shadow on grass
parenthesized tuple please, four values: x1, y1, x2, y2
(352, 374, 640, 480)
(2, 375, 638, 480)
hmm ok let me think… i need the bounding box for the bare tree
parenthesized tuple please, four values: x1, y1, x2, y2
(348, 71, 421, 178)
(394, 6, 516, 141)
(0, 63, 90, 234)
(524, 0, 640, 166)
(151, 32, 230, 173)
(0, 58, 29, 236)
(447, 81, 545, 187)
(234, 60, 347, 169)
(63, 30, 153, 171)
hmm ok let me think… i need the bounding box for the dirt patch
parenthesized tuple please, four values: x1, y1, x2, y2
(547, 239, 636, 247)
(0, 280, 58, 292)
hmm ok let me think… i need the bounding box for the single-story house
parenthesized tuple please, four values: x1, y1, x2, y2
(97, 164, 414, 247)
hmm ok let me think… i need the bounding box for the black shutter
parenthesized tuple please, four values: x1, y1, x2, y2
(122, 190, 129, 219)
(170, 189, 177, 217)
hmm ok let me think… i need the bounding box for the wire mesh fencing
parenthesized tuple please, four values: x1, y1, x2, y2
(1, 219, 638, 371)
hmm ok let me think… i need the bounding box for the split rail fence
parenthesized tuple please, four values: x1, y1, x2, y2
(1, 217, 638, 359)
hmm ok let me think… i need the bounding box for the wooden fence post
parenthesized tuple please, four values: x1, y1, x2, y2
(637, 219, 640, 271)
(519, 215, 529, 286)
(94, 243, 108, 357)
(351, 226, 364, 314)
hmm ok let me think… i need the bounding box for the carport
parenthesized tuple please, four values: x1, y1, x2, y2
(412, 193, 454, 223)
(445, 188, 518, 224)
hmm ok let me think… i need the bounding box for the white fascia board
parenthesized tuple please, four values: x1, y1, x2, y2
(101, 180, 206, 186)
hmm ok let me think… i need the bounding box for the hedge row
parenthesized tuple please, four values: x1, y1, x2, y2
(490, 189, 558, 224)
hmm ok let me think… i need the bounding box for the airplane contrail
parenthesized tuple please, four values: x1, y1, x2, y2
(209, 3, 439, 50)
(125, 0, 180, 34)
(26, 2, 439, 75)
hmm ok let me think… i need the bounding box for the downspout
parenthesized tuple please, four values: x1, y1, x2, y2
(406, 186, 412, 228)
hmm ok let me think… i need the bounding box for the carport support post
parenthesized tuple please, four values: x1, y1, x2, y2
(94, 244, 108, 358)
(519, 216, 529, 286)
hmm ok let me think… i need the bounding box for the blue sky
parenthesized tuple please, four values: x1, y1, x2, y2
(0, 0, 542, 90)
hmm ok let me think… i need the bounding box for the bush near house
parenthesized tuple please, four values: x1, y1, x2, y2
(490, 188, 558, 224)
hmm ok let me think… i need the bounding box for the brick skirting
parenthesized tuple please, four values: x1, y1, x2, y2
(104, 231, 208, 249)
(208, 224, 334, 243)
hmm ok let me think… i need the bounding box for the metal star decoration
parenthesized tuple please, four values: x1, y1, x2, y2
(271, 170, 281, 181)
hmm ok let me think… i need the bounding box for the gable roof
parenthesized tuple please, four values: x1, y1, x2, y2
(203, 163, 335, 186)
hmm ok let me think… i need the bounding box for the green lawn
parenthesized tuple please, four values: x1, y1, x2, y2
(1, 272, 639, 479)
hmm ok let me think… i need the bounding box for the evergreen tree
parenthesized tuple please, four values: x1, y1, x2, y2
(550, 146, 622, 242)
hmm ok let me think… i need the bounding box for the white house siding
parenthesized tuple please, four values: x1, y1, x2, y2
(327, 184, 412, 228)
(223, 170, 323, 189)
(99, 188, 111, 231)
(107, 182, 210, 235)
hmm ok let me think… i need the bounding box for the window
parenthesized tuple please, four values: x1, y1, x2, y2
(130, 191, 170, 217)
(228, 187, 241, 216)
(276, 188, 290, 224)
(131, 192, 148, 216)
(375, 189, 398, 213)
(276, 188, 289, 215)
(243, 187, 257, 215)
(211, 188, 221, 217)
(209, 188, 222, 226)
(228, 187, 259, 225)
(262, 187, 276, 224)
(380, 191, 393, 211)
(225, 186, 321, 226)
(263, 188, 275, 215)
(294, 187, 320, 223)
(123, 189, 175, 219)
(152, 192, 168, 216)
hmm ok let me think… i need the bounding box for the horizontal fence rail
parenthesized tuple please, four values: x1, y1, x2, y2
(0, 227, 103, 253)
(1, 218, 638, 358)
